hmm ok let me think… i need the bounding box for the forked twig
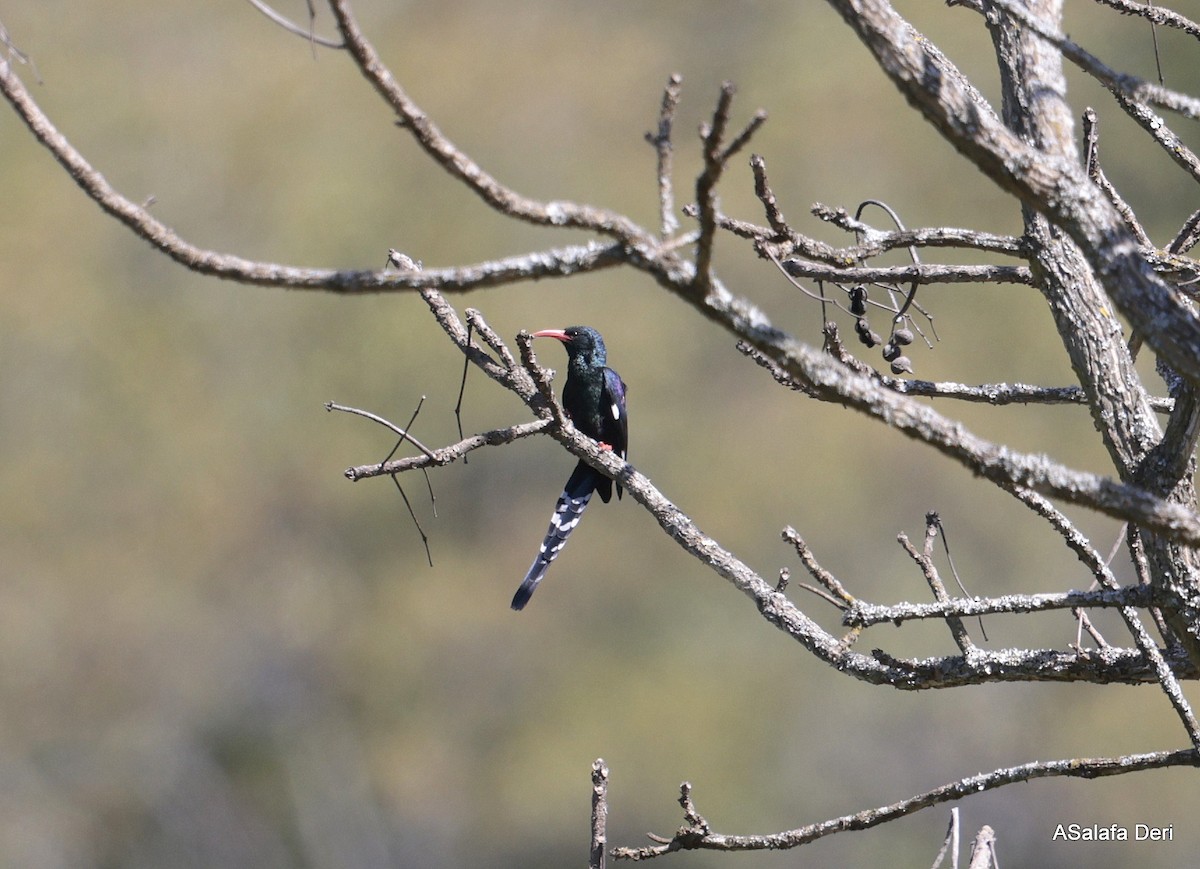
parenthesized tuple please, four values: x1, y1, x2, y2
(326, 401, 436, 460)
(329, 398, 436, 565)
(243, 0, 344, 49)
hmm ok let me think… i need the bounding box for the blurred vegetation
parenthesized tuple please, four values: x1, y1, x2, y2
(1, 1, 1199, 867)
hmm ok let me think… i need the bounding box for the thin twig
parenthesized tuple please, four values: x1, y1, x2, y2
(590, 759, 610, 869)
(1082, 108, 1152, 246)
(1126, 525, 1178, 650)
(1169, 209, 1200, 255)
(1072, 608, 1110, 649)
(0, 17, 41, 83)
(929, 808, 958, 869)
(646, 74, 684, 239)
(781, 258, 1032, 286)
(898, 530, 976, 655)
(344, 419, 552, 481)
(327, 0, 650, 243)
(391, 474, 432, 567)
(326, 401, 437, 460)
(692, 83, 767, 295)
(986, 0, 1200, 118)
(781, 527, 855, 606)
(455, 320, 473, 465)
(693, 82, 738, 295)
(749, 155, 793, 240)
(517, 332, 570, 428)
(0, 60, 631, 293)
(377, 396, 428, 465)
(1092, 0, 1200, 41)
(930, 513, 988, 642)
(1004, 486, 1200, 748)
(243, 0, 344, 49)
(844, 585, 1158, 628)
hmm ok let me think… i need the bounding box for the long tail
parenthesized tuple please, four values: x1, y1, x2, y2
(511, 462, 598, 611)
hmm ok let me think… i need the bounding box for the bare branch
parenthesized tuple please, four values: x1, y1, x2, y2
(349, 313, 1195, 690)
(613, 749, 1200, 859)
(516, 331, 570, 429)
(1170, 209, 1200, 256)
(739, 336, 1175, 412)
(1093, 0, 1200, 40)
(967, 825, 998, 869)
(843, 585, 1157, 628)
(1083, 107, 1152, 246)
(1001, 485, 1200, 746)
(590, 760, 609, 869)
(897, 529, 977, 654)
(344, 419, 551, 481)
(327, 0, 651, 244)
(1113, 91, 1200, 187)
(812, 204, 1027, 258)
(892, 378, 1174, 412)
(749, 155, 792, 241)
(692, 83, 767, 294)
(0, 63, 633, 292)
(929, 809, 959, 869)
(782, 258, 1032, 286)
(781, 527, 855, 606)
(825, 0, 1200, 387)
(646, 74, 684, 239)
(984, 0, 1200, 118)
(744, 334, 1200, 543)
(418, 290, 538, 401)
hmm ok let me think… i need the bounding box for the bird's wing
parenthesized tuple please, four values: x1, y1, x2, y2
(602, 367, 628, 460)
(602, 367, 628, 500)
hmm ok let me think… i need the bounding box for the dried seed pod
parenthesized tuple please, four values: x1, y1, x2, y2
(893, 328, 914, 345)
(849, 285, 868, 316)
(855, 317, 871, 335)
(882, 341, 901, 362)
(868, 330, 882, 347)
(890, 356, 913, 375)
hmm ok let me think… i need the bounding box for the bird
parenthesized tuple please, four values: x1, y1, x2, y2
(511, 326, 628, 611)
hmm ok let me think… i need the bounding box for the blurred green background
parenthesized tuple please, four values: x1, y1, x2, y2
(2, 1, 1199, 866)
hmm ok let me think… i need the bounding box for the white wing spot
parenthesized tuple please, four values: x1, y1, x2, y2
(611, 403, 621, 420)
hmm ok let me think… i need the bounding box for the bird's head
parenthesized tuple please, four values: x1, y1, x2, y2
(532, 326, 607, 368)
